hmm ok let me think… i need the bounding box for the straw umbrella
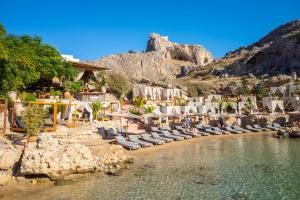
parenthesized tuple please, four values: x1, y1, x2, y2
(107, 112, 141, 135)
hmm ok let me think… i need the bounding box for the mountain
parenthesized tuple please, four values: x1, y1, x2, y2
(92, 33, 213, 82)
(193, 20, 300, 77)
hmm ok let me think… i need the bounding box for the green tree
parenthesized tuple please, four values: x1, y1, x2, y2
(252, 84, 267, 98)
(0, 24, 77, 94)
(236, 86, 250, 96)
(107, 73, 131, 98)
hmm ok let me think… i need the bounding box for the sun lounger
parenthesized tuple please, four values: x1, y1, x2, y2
(230, 125, 248, 133)
(211, 127, 230, 135)
(172, 130, 192, 139)
(128, 135, 153, 147)
(175, 126, 201, 137)
(194, 125, 210, 136)
(224, 126, 241, 134)
(253, 124, 270, 131)
(162, 131, 184, 141)
(141, 134, 165, 145)
(265, 124, 280, 131)
(115, 136, 141, 150)
(245, 125, 260, 132)
(151, 127, 161, 132)
(273, 123, 284, 129)
(160, 126, 172, 131)
(203, 125, 222, 135)
(151, 132, 173, 143)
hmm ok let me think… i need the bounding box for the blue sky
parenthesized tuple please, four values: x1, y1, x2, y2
(1, 0, 299, 60)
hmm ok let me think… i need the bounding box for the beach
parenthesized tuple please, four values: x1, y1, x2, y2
(1, 131, 283, 200)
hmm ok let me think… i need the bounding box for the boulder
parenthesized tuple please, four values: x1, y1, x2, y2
(0, 139, 19, 170)
(21, 133, 97, 180)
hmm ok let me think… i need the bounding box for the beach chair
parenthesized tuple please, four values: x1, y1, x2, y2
(273, 123, 284, 129)
(172, 130, 192, 139)
(265, 124, 280, 131)
(151, 132, 173, 143)
(160, 126, 172, 131)
(115, 136, 141, 150)
(253, 124, 270, 131)
(245, 125, 260, 132)
(175, 126, 201, 137)
(162, 131, 184, 141)
(230, 125, 248, 133)
(194, 125, 210, 136)
(224, 126, 241, 134)
(203, 125, 222, 135)
(128, 135, 153, 147)
(211, 127, 230, 135)
(151, 127, 161, 133)
(141, 134, 165, 145)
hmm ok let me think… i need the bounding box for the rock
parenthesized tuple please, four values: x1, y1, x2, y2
(0, 139, 19, 170)
(21, 133, 97, 180)
(288, 130, 300, 138)
(0, 173, 11, 186)
(192, 20, 300, 77)
(94, 33, 212, 82)
(146, 33, 213, 65)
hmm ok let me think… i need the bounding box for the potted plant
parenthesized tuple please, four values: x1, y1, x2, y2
(90, 101, 103, 120)
(50, 89, 56, 99)
(22, 104, 48, 143)
(55, 90, 62, 100)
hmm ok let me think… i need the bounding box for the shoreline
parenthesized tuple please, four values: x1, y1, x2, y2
(127, 131, 275, 158)
(0, 131, 276, 199)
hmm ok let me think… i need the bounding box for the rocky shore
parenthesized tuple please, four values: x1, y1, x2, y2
(0, 132, 132, 187)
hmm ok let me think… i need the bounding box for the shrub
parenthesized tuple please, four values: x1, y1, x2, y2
(144, 105, 155, 114)
(22, 104, 48, 136)
(204, 57, 209, 63)
(187, 85, 198, 97)
(55, 90, 62, 96)
(107, 73, 131, 98)
(50, 89, 56, 96)
(0, 95, 12, 107)
(24, 93, 37, 102)
(90, 101, 103, 119)
(129, 107, 140, 115)
(63, 80, 83, 94)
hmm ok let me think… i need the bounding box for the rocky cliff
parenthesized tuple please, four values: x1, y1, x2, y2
(196, 20, 300, 77)
(93, 33, 213, 82)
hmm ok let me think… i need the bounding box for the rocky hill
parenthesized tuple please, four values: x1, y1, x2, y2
(93, 33, 213, 82)
(191, 20, 300, 77)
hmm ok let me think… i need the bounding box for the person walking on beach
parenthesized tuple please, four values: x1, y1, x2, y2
(185, 116, 191, 130)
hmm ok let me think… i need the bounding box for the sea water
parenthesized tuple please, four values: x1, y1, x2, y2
(4, 135, 300, 200)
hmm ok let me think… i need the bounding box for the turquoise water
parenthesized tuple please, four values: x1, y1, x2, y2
(4, 135, 300, 200)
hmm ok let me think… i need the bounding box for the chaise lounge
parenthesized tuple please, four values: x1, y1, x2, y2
(162, 131, 184, 141)
(230, 125, 248, 133)
(253, 124, 271, 131)
(151, 132, 173, 143)
(245, 125, 260, 132)
(115, 136, 141, 150)
(175, 126, 201, 137)
(128, 135, 153, 147)
(224, 126, 242, 134)
(141, 134, 165, 145)
(172, 130, 192, 139)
